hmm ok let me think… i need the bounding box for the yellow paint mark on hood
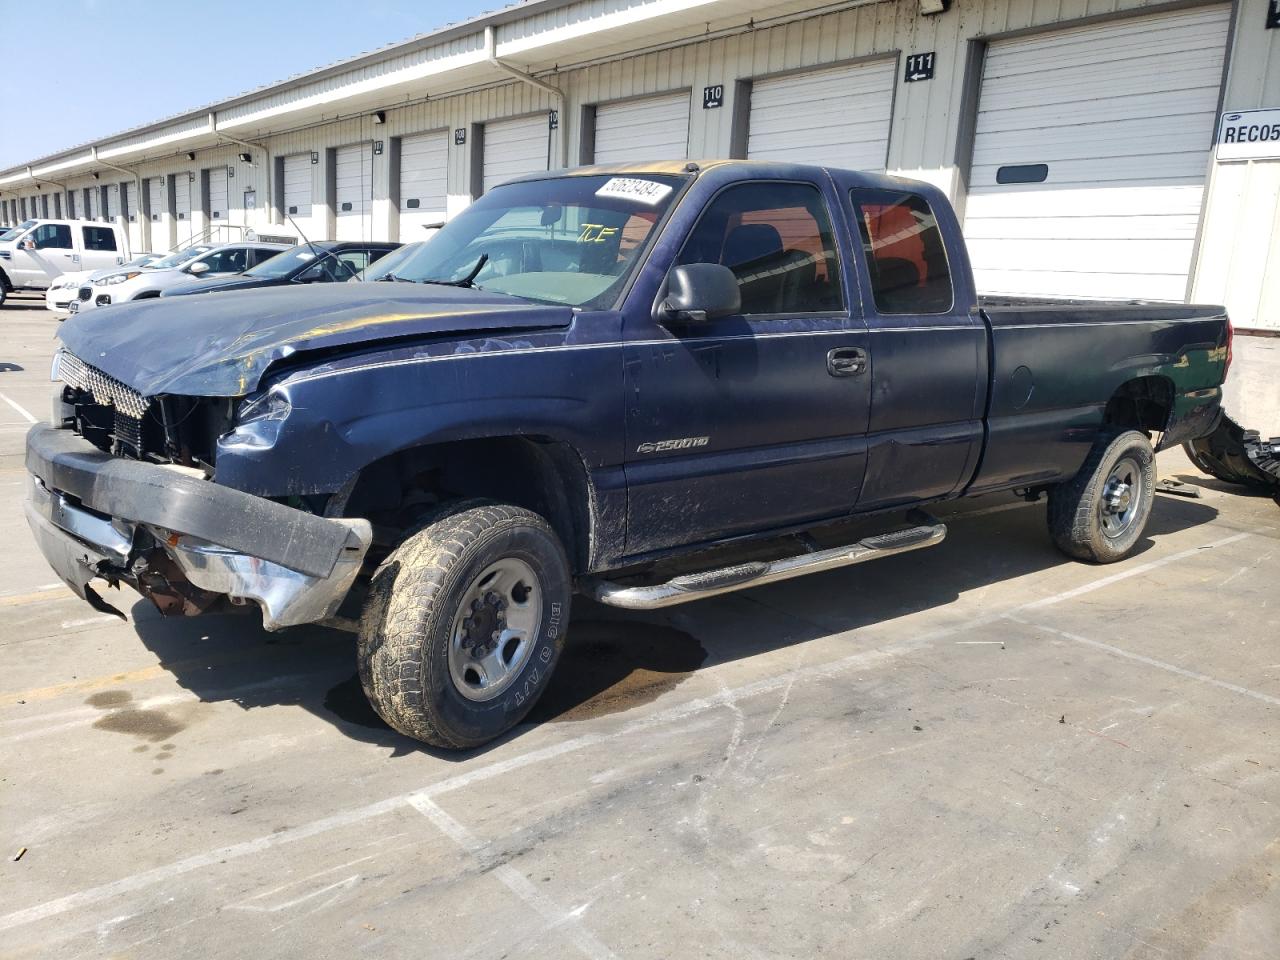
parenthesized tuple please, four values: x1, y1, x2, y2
(298, 307, 510, 340)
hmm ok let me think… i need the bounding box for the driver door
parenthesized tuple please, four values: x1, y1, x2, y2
(18, 223, 76, 286)
(621, 176, 872, 557)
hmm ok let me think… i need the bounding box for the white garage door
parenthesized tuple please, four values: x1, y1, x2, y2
(88, 187, 101, 221)
(335, 142, 372, 240)
(593, 92, 690, 164)
(399, 131, 448, 236)
(483, 115, 548, 194)
(283, 154, 312, 218)
(105, 184, 119, 221)
(964, 5, 1230, 301)
(173, 174, 193, 242)
(147, 178, 164, 224)
(208, 167, 229, 222)
(747, 60, 896, 171)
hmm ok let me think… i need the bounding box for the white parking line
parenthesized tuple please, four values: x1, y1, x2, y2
(1006, 614, 1280, 708)
(0, 391, 37, 424)
(1021, 531, 1252, 610)
(0, 525, 1255, 933)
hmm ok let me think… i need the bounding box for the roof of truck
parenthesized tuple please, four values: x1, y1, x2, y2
(503, 160, 932, 192)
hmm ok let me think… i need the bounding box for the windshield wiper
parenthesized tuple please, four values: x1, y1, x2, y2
(375, 272, 414, 282)
(417, 253, 488, 289)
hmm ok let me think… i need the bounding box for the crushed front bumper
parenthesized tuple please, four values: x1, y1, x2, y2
(24, 423, 371, 629)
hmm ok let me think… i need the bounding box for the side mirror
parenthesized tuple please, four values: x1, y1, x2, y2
(20, 238, 36, 251)
(187, 261, 210, 275)
(660, 264, 740, 323)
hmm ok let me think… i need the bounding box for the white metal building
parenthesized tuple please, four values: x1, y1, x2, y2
(1, 0, 1277, 336)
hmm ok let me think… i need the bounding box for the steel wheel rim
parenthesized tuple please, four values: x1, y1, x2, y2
(448, 558, 542, 702)
(1100, 455, 1143, 539)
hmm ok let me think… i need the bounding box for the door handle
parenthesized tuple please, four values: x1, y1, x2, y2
(827, 347, 867, 377)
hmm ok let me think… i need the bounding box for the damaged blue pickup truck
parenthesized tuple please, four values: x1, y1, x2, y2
(25, 161, 1231, 748)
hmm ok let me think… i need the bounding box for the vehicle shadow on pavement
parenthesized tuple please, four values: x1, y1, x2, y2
(127, 493, 1220, 759)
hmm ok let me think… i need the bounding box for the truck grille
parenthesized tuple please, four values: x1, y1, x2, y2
(55, 350, 150, 419)
(113, 411, 143, 455)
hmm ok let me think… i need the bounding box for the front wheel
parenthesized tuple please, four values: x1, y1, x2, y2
(357, 503, 571, 749)
(1047, 430, 1155, 563)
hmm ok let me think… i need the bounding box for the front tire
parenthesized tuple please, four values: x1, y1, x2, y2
(1048, 430, 1155, 563)
(357, 503, 571, 749)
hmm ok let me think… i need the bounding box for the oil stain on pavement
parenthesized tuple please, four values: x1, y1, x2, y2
(85, 690, 187, 743)
(526, 619, 707, 723)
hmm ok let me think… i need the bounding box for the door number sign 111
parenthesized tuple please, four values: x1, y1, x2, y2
(905, 52, 935, 82)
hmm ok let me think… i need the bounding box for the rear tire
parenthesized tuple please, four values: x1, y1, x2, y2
(357, 503, 571, 749)
(1048, 430, 1155, 563)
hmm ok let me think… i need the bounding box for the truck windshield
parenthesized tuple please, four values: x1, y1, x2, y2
(387, 174, 685, 307)
(0, 221, 35, 242)
(245, 246, 328, 279)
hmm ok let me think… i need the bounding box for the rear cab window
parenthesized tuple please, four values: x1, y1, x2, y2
(849, 189, 954, 315)
(81, 225, 118, 252)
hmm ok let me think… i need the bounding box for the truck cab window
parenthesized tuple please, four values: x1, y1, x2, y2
(676, 181, 842, 315)
(850, 190, 953, 315)
(33, 223, 73, 249)
(81, 226, 117, 252)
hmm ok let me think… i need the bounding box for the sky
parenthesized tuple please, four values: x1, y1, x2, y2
(0, 0, 509, 169)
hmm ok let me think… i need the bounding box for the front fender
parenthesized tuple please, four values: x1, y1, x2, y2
(212, 326, 623, 498)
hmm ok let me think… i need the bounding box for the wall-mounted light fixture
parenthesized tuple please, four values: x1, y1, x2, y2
(919, 0, 950, 14)
(91, 172, 100, 180)
(186, 152, 196, 161)
(237, 152, 252, 163)
(373, 110, 386, 125)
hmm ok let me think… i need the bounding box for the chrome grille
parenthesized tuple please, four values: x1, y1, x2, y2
(113, 411, 143, 453)
(55, 350, 150, 419)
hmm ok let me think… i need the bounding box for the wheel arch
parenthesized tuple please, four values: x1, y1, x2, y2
(1102, 374, 1176, 437)
(333, 434, 600, 574)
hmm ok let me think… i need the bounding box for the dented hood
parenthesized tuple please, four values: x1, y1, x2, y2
(57, 283, 573, 398)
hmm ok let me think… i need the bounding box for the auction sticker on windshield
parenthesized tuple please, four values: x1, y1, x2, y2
(595, 178, 674, 205)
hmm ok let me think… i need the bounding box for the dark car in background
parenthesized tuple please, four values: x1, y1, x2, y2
(161, 241, 400, 298)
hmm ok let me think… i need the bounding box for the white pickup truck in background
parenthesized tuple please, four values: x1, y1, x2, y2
(0, 219, 131, 305)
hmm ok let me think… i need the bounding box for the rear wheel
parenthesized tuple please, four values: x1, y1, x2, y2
(1048, 430, 1155, 563)
(357, 502, 571, 749)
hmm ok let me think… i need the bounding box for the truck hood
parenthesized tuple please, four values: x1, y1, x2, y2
(57, 283, 573, 398)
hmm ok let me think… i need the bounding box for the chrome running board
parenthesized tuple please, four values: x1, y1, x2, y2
(585, 518, 947, 610)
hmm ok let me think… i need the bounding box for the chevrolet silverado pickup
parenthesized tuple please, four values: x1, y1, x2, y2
(24, 160, 1231, 748)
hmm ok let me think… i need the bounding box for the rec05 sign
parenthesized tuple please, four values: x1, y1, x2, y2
(1216, 108, 1280, 160)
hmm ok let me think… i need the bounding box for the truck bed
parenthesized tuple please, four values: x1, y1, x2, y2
(965, 295, 1229, 496)
(978, 294, 1227, 325)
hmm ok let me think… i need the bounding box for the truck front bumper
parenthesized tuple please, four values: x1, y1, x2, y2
(24, 424, 371, 630)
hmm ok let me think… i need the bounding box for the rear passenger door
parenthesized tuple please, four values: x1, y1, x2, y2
(843, 186, 985, 510)
(622, 176, 871, 557)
